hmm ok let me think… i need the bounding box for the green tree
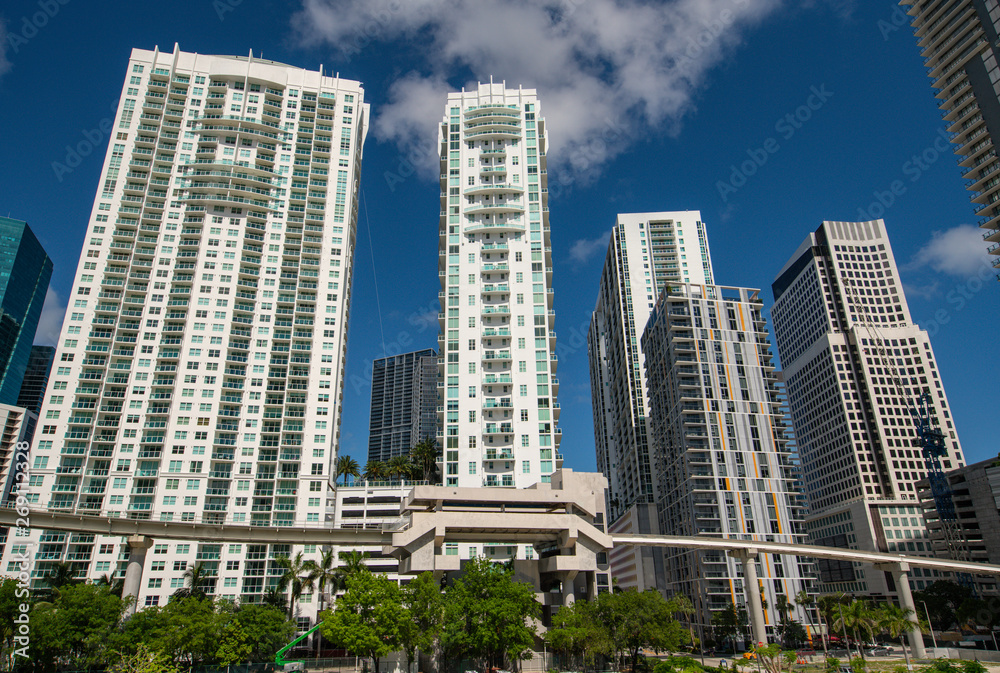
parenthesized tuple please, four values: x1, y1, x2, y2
(276, 551, 314, 620)
(335, 454, 361, 485)
(321, 568, 404, 673)
(363, 460, 386, 481)
(108, 643, 178, 673)
(592, 589, 687, 673)
(876, 603, 920, 673)
(818, 594, 851, 650)
(305, 548, 342, 656)
(339, 549, 370, 576)
(545, 599, 603, 670)
(712, 602, 749, 652)
(672, 594, 698, 653)
(215, 620, 252, 666)
(96, 572, 126, 597)
(231, 603, 295, 662)
(387, 455, 413, 480)
(834, 600, 878, 661)
(399, 572, 444, 673)
(410, 437, 440, 483)
(753, 644, 797, 673)
(440, 556, 541, 671)
(796, 590, 826, 657)
(0, 578, 21, 666)
(262, 585, 288, 613)
(913, 581, 971, 632)
(26, 583, 125, 670)
(173, 561, 212, 599)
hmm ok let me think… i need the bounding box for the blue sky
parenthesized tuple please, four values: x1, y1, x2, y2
(1, 0, 997, 472)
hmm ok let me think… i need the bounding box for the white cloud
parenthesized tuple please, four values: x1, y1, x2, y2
(34, 287, 65, 346)
(292, 0, 782, 186)
(908, 225, 992, 277)
(0, 19, 12, 79)
(568, 230, 611, 266)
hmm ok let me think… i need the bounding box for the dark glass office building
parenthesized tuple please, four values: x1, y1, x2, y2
(0, 218, 53, 407)
(17, 345, 55, 414)
(368, 348, 438, 463)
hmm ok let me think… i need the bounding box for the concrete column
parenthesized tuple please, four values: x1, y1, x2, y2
(561, 570, 579, 607)
(586, 571, 597, 601)
(878, 562, 926, 660)
(122, 535, 153, 615)
(732, 549, 767, 647)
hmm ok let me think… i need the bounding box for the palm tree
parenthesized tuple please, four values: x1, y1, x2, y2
(276, 552, 314, 620)
(174, 561, 212, 599)
(306, 548, 343, 612)
(305, 548, 342, 656)
(774, 594, 795, 646)
(819, 594, 850, 653)
(363, 460, 385, 482)
(96, 573, 125, 597)
(796, 589, 826, 658)
(672, 593, 698, 654)
(44, 561, 79, 592)
(835, 599, 878, 661)
(262, 585, 288, 612)
(878, 603, 921, 672)
(387, 455, 412, 481)
(339, 550, 369, 576)
(410, 437, 440, 483)
(335, 455, 361, 486)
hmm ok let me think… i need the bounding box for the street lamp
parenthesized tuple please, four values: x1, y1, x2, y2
(921, 601, 938, 651)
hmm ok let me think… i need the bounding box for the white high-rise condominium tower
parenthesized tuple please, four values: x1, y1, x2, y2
(588, 212, 714, 526)
(437, 83, 560, 489)
(771, 220, 964, 596)
(900, 0, 1000, 273)
(0, 46, 368, 618)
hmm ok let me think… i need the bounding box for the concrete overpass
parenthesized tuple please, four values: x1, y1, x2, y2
(6, 492, 1000, 657)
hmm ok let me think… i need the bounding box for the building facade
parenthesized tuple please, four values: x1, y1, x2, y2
(0, 404, 39, 503)
(588, 211, 714, 524)
(17, 345, 55, 415)
(771, 220, 963, 595)
(436, 83, 561, 489)
(0, 45, 369, 621)
(917, 457, 1000, 595)
(0, 218, 53, 406)
(368, 348, 438, 463)
(641, 282, 810, 639)
(900, 0, 1000, 273)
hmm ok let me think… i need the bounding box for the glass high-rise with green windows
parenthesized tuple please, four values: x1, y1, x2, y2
(0, 218, 52, 407)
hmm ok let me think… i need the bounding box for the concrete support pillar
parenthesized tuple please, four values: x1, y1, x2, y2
(562, 570, 578, 607)
(878, 562, 926, 660)
(122, 535, 153, 615)
(586, 571, 597, 601)
(731, 549, 767, 647)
